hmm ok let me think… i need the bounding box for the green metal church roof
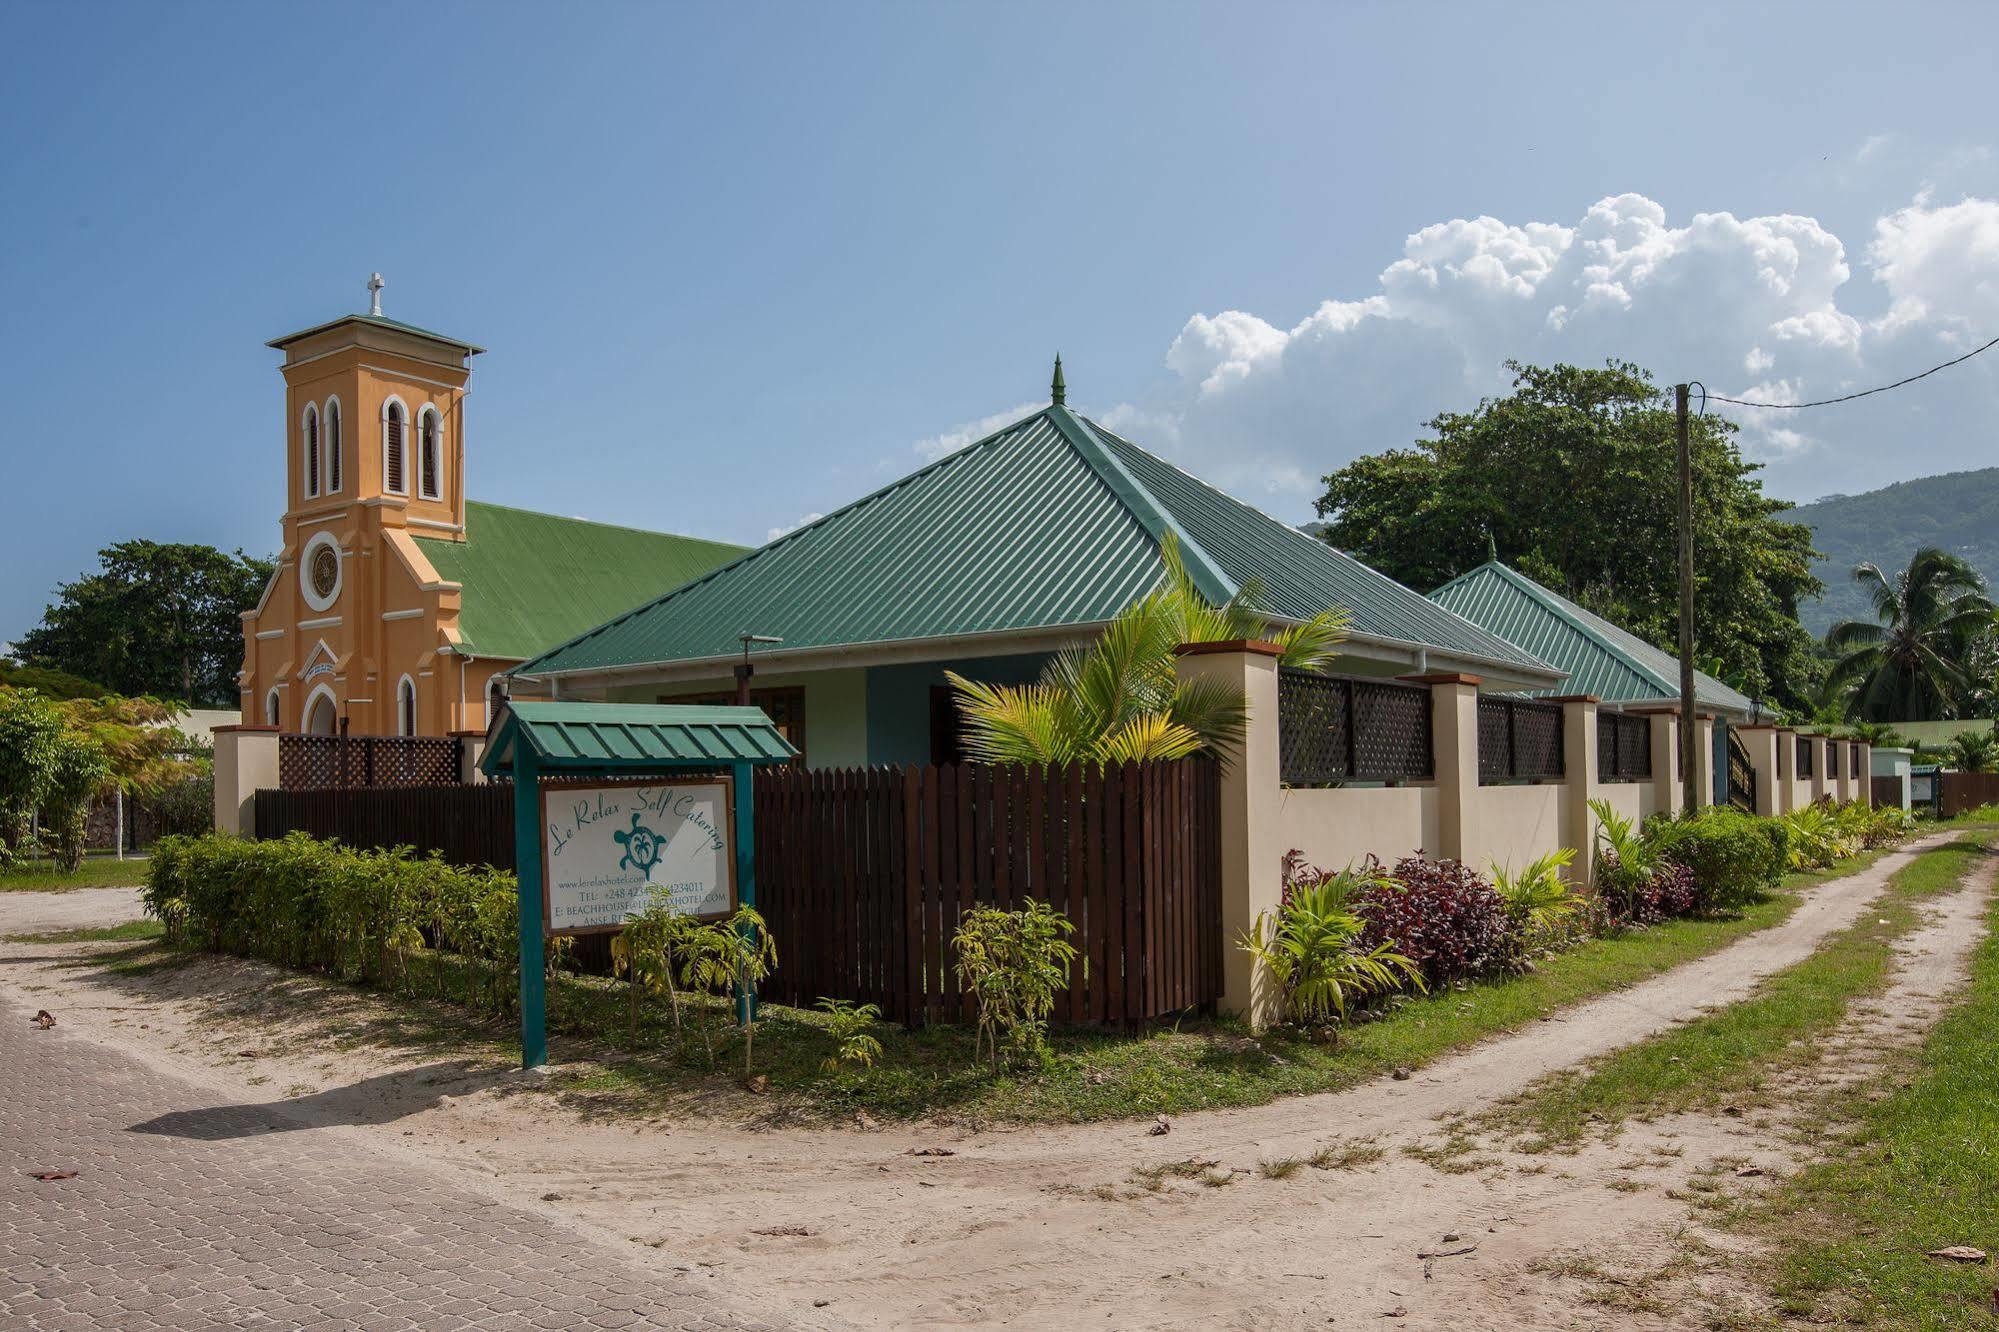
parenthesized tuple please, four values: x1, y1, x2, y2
(481, 701, 798, 775)
(517, 403, 1557, 679)
(415, 502, 748, 661)
(1427, 561, 1754, 716)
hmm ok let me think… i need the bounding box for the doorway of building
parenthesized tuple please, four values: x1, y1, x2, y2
(304, 692, 338, 736)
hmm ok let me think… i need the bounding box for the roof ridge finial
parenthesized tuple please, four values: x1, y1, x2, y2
(367, 271, 385, 318)
(1051, 353, 1066, 406)
(1486, 527, 1498, 562)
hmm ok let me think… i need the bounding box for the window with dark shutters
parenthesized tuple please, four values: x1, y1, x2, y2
(326, 400, 342, 492)
(419, 408, 441, 499)
(303, 405, 320, 498)
(384, 402, 406, 494)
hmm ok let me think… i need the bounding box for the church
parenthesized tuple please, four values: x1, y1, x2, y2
(236, 279, 745, 737)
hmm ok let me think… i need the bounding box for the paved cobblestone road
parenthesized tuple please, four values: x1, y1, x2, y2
(0, 997, 783, 1331)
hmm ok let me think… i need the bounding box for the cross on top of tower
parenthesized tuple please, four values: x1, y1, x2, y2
(367, 272, 385, 318)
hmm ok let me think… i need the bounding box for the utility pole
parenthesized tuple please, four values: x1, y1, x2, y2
(1675, 383, 1699, 814)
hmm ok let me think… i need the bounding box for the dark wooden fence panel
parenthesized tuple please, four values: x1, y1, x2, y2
(256, 784, 515, 867)
(1278, 670, 1433, 786)
(1938, 771, 1999, 817)
(1478, 698, 1565, 784)
(755, 760, 1222, 1028)
(1597, 713, 1652, 784)
(1870, 776, 1901, 809)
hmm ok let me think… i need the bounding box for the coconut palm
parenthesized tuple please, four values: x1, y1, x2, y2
(949, 534, 1349, 765)
(1826, 547, 1997, 722)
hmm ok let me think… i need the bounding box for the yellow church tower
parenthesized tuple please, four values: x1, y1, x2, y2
(238, 275, 486, 736)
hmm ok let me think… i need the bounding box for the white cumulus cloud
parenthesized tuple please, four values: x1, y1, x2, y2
(1102, 191, 1999, 511)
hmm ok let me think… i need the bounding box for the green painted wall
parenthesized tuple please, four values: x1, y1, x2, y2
(864, 653, 1050, 765)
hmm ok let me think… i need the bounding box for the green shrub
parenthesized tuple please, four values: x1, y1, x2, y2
(142, 832, 556, 1017)
(952, 899, 1079, 1071)
(1643, 807, 1786, 911)
(1242, 870, 1423, 1025)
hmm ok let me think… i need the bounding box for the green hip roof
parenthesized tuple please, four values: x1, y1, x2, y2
(517, 405, 1559, 680)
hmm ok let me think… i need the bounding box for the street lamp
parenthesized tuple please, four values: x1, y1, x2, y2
(736, 633, 783, 707)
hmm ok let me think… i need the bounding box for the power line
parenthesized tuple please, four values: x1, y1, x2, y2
(1698, 332, 1999, 411)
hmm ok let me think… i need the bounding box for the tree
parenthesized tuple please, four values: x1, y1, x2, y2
(13, 540, 274, 706)
(0, 689, 65, 858)
(1945, 729, 1997, 774)
(1314, 361, 1824, 712)
(947, 535, 1349, 766)
(1824, 548, 1997, 722)
(40, 731, 109, 871)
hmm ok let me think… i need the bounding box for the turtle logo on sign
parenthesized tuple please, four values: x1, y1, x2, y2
(612, 811, 667, 881)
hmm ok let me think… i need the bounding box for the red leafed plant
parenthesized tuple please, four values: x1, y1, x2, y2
(1352, 854, 1514, 985)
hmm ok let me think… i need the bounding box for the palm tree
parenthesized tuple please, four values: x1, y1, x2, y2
(1945, 729, 1997, 774)
(1826, 547, 1997, 722)
(948, 534, 1349, 765)
(1846, 720, 1909, 749)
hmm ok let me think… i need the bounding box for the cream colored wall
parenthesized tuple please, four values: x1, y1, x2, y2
(598, 667, 870, 769)
(1598, 782, 1644, 824)
(1468, 783, 1565, 876)
(1275, 785, 1440, 873)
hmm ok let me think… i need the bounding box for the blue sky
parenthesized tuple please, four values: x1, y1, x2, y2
(5, 2, 1998, 641)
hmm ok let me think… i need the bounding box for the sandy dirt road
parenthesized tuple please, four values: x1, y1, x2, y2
(0, 830, 1984, 1329)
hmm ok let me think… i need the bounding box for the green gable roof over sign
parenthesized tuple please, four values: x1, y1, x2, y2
(481, 701, 798, 776)
(516, 404, 1558, 680)
(1428, 561, 1754, 716)
(415, 502, 748, 662)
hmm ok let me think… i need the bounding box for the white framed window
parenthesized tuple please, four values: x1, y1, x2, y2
(265, 688, 282, 728)
(298, 530, 344, 612)
(324, 396, 343, 493)
(396, 675, 418, 737)
(417, 405, 443, 500)
(301, 403, 321, 499)
(382, 396, 409, 495)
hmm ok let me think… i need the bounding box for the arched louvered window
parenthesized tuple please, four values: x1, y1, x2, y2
(488, 677, 507, 724)
(302, 404, 321, 499)
(383, 400, 407, 494)
(418, 407, 442, 500)
(325, 398, 343, 493)
(397, 676, 417, 737)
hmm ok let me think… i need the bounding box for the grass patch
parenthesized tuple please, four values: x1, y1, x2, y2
(2, 918, 162, 944)
(1483, 834, 1992, 1147)
(0, 855, 149, 892)
(105, 846, 1909, 1129)
(1733, 865, 1999, 1328)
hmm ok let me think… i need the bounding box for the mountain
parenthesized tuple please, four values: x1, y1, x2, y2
(1788, 468, 1999, 636)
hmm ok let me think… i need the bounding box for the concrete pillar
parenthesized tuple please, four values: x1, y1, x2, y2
(1807, 734, 1830, 805)
(1772, 729, 1797, 812)
(1406, 674, 1482, 864)
(1693, 715, 1716, 810)
(1739, 725, 1782, 816)
(453, 730, 488, 785)
(1855, 742, 1873, 807)
(1871, 746, 1911, 811)
(211, 725, 280, 837)
(1173, 640, 1285, 1028)
(1640, 708, 1680, 818)
(1553, 696, 1601, 881)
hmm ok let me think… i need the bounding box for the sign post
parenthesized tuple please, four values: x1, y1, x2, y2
(482, 701, 796, 1071)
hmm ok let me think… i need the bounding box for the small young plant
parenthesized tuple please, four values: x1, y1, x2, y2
(611, 894, 704, 1039)
(951, 899, 1079, 1072)
(1238, 870, 1422, 1025)
(684, 905, 778, 1074)
(1492, 847, 1581, 939)
(814, 997, 884, 1074)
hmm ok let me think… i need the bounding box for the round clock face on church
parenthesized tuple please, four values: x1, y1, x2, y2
(310, 547, 339, 600)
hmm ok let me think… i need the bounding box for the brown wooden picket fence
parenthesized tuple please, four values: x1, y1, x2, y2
(1937, 770, 1999, 817)
(253, 758, 1222, 1028)
(754, 760, 1223, 1028)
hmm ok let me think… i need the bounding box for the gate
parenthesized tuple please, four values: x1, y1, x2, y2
(1726, 731, 1756, 813)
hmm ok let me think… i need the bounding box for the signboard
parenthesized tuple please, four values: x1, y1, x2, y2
(538, 778, 735, 935)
